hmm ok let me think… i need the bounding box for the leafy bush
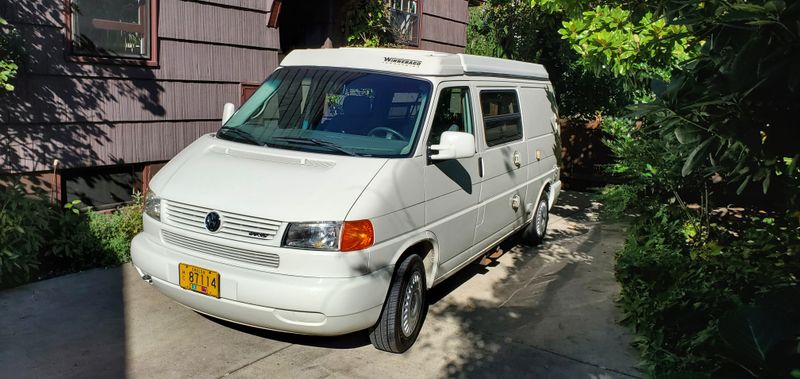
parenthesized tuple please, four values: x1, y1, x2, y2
(614, 203, 800, 375)
(0, 185, 50, 284)
(87, 193, 143, 263)
(601, 111, 800, 377)
(0, 16, 25, 92)
(466, 2, 635, 117)
(0, 184, 143, 288)
(343, 0, 393, 47)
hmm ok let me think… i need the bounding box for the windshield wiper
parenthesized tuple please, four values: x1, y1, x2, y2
(217, 128, 263, 146)
(271, 137, 361, 157)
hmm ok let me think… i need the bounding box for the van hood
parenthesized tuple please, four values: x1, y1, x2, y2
(151, 135, 388, 222)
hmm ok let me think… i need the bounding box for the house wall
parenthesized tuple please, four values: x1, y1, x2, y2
(1, 0, 280, 176)
(420, 0, 469, 53)
(0, 0, 471, 205)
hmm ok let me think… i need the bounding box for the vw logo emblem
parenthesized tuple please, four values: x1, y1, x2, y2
(204, 211, 221, 232)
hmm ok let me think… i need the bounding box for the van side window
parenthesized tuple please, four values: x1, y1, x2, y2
(480, 90, 523, 147)
(429, 87, 473, 145)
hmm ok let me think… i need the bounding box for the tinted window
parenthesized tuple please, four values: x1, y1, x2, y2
(219, 67, 431, 158)
(480, 91, 523, 147)
(429, 87, 473, 145)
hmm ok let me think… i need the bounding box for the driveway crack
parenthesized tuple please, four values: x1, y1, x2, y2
(219, 343, 293, 378)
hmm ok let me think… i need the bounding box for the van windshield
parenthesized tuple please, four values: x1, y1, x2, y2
(218, 67, 432, 157)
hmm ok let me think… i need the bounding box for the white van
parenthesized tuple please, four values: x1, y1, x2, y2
(131, 48, 561, 353)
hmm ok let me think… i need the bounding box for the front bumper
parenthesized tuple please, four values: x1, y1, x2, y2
(131, 232, 391, 336)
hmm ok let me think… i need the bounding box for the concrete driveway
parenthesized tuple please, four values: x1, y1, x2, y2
(0, 190, 641, 378)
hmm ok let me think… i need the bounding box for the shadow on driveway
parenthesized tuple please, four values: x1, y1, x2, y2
(0, 190, 641, 378)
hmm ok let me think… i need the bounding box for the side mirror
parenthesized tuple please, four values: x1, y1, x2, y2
(221, 102, 236, 125)
(430, 131, 476, 161)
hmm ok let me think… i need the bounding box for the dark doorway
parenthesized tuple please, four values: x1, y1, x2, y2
(279, 0, 353, 54)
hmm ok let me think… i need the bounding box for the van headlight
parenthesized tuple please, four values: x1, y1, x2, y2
(144, 190, 161, 221)
(283, 222, 341, 250)
(282, 220, 374, 252)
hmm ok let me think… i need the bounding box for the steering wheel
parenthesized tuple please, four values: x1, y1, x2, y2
(367, 127, 406, 141)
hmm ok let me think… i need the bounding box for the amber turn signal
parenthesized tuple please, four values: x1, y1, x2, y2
(340, 220, 374, 252)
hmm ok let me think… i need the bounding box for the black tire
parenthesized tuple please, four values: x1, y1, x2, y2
(522, 194, 549, 246)
(369, 254, 428, 353)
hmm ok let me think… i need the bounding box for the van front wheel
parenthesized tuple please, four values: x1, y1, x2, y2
(522, 195, 549, 245)
(369, 254, 427, 353)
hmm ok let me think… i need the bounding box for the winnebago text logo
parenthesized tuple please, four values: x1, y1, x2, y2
(384, 57, 422, 66)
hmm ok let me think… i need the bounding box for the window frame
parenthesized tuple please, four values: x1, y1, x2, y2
(389, 0, 422, 47)
(479, 89, 524, 148)
(64, 0, 159, 67)
(426, 85, 475, 148)
(240, 82, 262, 106)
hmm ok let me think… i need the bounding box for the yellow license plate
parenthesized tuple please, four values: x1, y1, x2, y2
(179, 263, 220, 298)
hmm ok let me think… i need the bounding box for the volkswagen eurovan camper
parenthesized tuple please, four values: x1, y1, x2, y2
(131, 48, 561, 353)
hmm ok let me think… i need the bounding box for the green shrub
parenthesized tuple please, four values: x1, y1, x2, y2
(0, 184, 143, 287)
(0, 185, 50, 284)
(40, 199, 103, 277)
(87, 194, 143, 263)
(615, 205, 800, 376)
(601, 114, 800, 376)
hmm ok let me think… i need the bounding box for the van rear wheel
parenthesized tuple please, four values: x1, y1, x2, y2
(522, 194, 549, 245)
(369, 254, 427, 353)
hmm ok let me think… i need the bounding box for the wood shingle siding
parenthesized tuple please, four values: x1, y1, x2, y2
(423, 0, 469, 22)
(19, 27, 277, 83)
(2, 121, 220, 172)
(421, 14, 467, 47)
(420, 40, 465, 54)
(160, 1, 280, 49)
(421, 0, 469, 50)
(1, 0, 280, 174)
(2, 79, 240, 124)
(0, 0, 64, 27)
(197, 0, 274, 12)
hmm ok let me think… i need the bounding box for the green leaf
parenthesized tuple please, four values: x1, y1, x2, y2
(719, 307, 792, 365)
(674, 125, 701, 144)
(788, 154, 799, 175)
(682, 138, 712, 176)
(737, 174, 751, 195)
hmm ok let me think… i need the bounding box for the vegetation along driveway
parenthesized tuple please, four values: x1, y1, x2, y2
(0, 190, 640, 378)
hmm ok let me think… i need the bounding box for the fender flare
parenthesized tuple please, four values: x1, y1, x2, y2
(388, 230, 439, 289)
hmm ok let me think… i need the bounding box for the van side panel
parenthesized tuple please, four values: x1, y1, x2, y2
(471, 86, 530, 248)
(345, 157, 427, 271)
(521, 86, 559, 206)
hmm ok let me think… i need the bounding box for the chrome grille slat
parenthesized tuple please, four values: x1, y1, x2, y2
(223, 224, 277, 235)
(162, 230, 280, 268)
(165, 200, 282, 243)
(169, 213, 201, 225)
(223, 220, 280, 231)
(169, 208, 206, 218)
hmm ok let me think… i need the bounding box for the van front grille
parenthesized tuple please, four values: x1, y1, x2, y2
(165, 200, 282, 243)
(162, 230, 280, 268)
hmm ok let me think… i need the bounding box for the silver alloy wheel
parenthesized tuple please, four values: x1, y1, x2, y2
(401, 271, 423, 337)
(535, 200, 548, 237)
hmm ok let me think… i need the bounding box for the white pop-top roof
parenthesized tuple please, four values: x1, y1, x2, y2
(280, 48, 549, 81)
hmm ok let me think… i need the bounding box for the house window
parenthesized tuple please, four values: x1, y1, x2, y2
(480, 90, 523, 147)
(389, 0, 420, 46)
(241, 84, 260, 105)
(68, 0, 158, 64)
